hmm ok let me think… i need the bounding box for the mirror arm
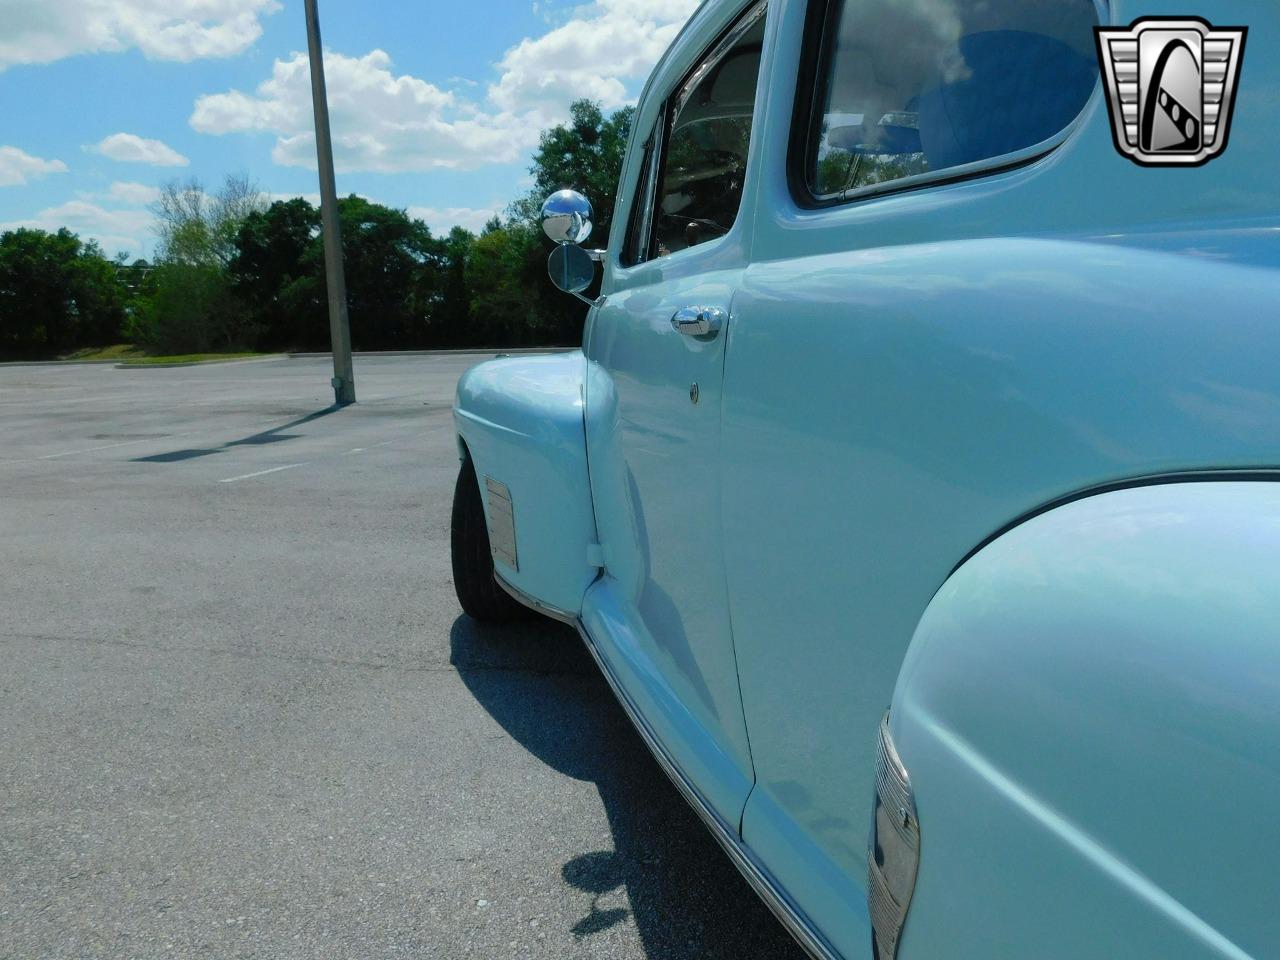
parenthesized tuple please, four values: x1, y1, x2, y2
(586, 249, 606, 262)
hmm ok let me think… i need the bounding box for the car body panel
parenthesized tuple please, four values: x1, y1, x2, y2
(720, 0, 1280, 952)
(453, 352, 599, 617)
(892, 481, 1280, 959)
(726, 226, 1280, 954)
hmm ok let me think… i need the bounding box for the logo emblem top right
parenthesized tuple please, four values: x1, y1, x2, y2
(1096, 18, 1247, 167)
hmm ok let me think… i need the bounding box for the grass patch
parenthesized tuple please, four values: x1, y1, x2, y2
(117, 352, 266, 366)
(59, 344, 145, 361)
(54, 345, 270, 365)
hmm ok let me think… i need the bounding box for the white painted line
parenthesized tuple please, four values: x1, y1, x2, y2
(341, 448, 365, 456)
(41, 437, 164, 460)
(2, 393, 169, 408)
(218, 462, 307, 484)
(368, 435, 410, 449)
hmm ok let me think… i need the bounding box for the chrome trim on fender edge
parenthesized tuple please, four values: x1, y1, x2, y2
(572, 615, 843, 960)
(493, 570, 579, 626)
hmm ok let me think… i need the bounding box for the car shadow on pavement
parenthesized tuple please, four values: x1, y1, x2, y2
(449, 615, 807, 960)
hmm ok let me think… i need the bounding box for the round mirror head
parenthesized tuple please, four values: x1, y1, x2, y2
(541, 189, 594, 245)
(547, 243, 595, 294)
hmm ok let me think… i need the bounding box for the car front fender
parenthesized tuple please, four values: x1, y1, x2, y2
(453, 351, 600, 620)
(891, 480, 1280, 960)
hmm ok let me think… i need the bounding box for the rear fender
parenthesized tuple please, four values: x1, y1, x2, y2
(453, 351, 600, 620)
(892, 480, 1280, 959)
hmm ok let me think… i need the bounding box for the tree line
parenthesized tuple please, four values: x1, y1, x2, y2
(0, 101, 631, 360)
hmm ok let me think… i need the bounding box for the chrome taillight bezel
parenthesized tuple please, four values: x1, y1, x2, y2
(868, 713, 919, 960)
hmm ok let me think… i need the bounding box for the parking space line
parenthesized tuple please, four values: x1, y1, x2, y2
(41, 437, 167, 460)
(368, 435, 413, 449)
(218, 463, 308, 484)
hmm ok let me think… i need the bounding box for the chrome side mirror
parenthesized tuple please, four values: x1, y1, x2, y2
(548, 243, 595, 294)
(541, 189, 594, 245)
(541, 189, 603, 306)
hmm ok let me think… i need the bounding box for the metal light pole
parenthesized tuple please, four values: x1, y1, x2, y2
(303, 0, 355, 406)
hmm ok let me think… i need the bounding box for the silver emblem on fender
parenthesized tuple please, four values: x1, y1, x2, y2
(1095, 18, 1247, 167)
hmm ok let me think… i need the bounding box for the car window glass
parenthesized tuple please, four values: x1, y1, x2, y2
(652, 3, 766, 258)
(807, 0, 1099, 200)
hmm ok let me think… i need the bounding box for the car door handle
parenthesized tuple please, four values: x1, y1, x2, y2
(670, 306, 726, 339)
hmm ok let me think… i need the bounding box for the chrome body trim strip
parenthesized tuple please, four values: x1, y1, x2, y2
(492, 570, 579, 626)
(493, 565, 844, 957)
(572, 614, 844, 960)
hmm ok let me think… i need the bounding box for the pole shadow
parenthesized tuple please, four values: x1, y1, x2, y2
(133, 406, 344, 463)
(450, 615, 808, 959)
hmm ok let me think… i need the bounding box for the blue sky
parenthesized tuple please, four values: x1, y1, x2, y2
(0, 0, 694, 258)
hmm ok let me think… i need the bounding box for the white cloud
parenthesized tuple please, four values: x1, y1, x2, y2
(106, 181, 162, 205)
(0, 146, 68, 186)
(90, 133, 190, 167)
(0, 0, 281, 70)
(189, 0, 698, 174)
(268, 191, 322, 206)
(193, 49, 535, 173)
(408, 206, 500, 235)
(488, 0, 696, 117)
(0, 200, 153, 257)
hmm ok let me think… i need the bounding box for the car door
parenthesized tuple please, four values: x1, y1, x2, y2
(580, 0, 768, 827)
(720, 0, 1106, 956)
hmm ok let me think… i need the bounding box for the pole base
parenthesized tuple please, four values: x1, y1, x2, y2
(331, 376, 356, 406)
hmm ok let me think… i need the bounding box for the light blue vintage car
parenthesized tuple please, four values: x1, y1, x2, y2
(451, 1, 1278, 957)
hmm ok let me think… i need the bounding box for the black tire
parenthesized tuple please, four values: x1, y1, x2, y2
(450, 455, 531, 621)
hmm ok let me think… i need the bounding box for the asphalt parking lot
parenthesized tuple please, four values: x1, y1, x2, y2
(0, 355, 805, 960)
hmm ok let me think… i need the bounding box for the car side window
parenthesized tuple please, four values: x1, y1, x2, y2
(801, 0, 1100, 202)
(649, 1, 767, 259)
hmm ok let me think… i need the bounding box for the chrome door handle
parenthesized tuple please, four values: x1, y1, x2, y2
(671, 306, 726, 339)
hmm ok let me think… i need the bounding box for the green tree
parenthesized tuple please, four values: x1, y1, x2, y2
(337, 196, 445, 349)
(229, 196, 454, 351)
(433, 226, 476, 348)
(228, 198, 324, 350)
(467, 223, 545, 345)
(132, 174, 267, 353)
(127, 261, 231, 354)
(153, 173, 266, 269)
(0, 228, 127, 359)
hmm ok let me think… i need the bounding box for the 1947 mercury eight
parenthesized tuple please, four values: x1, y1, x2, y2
(451, 1, 1279, 957)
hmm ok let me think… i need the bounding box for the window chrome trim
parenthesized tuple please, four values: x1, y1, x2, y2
(628, 127, 664, 267)
(673, 0, 768, 120)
